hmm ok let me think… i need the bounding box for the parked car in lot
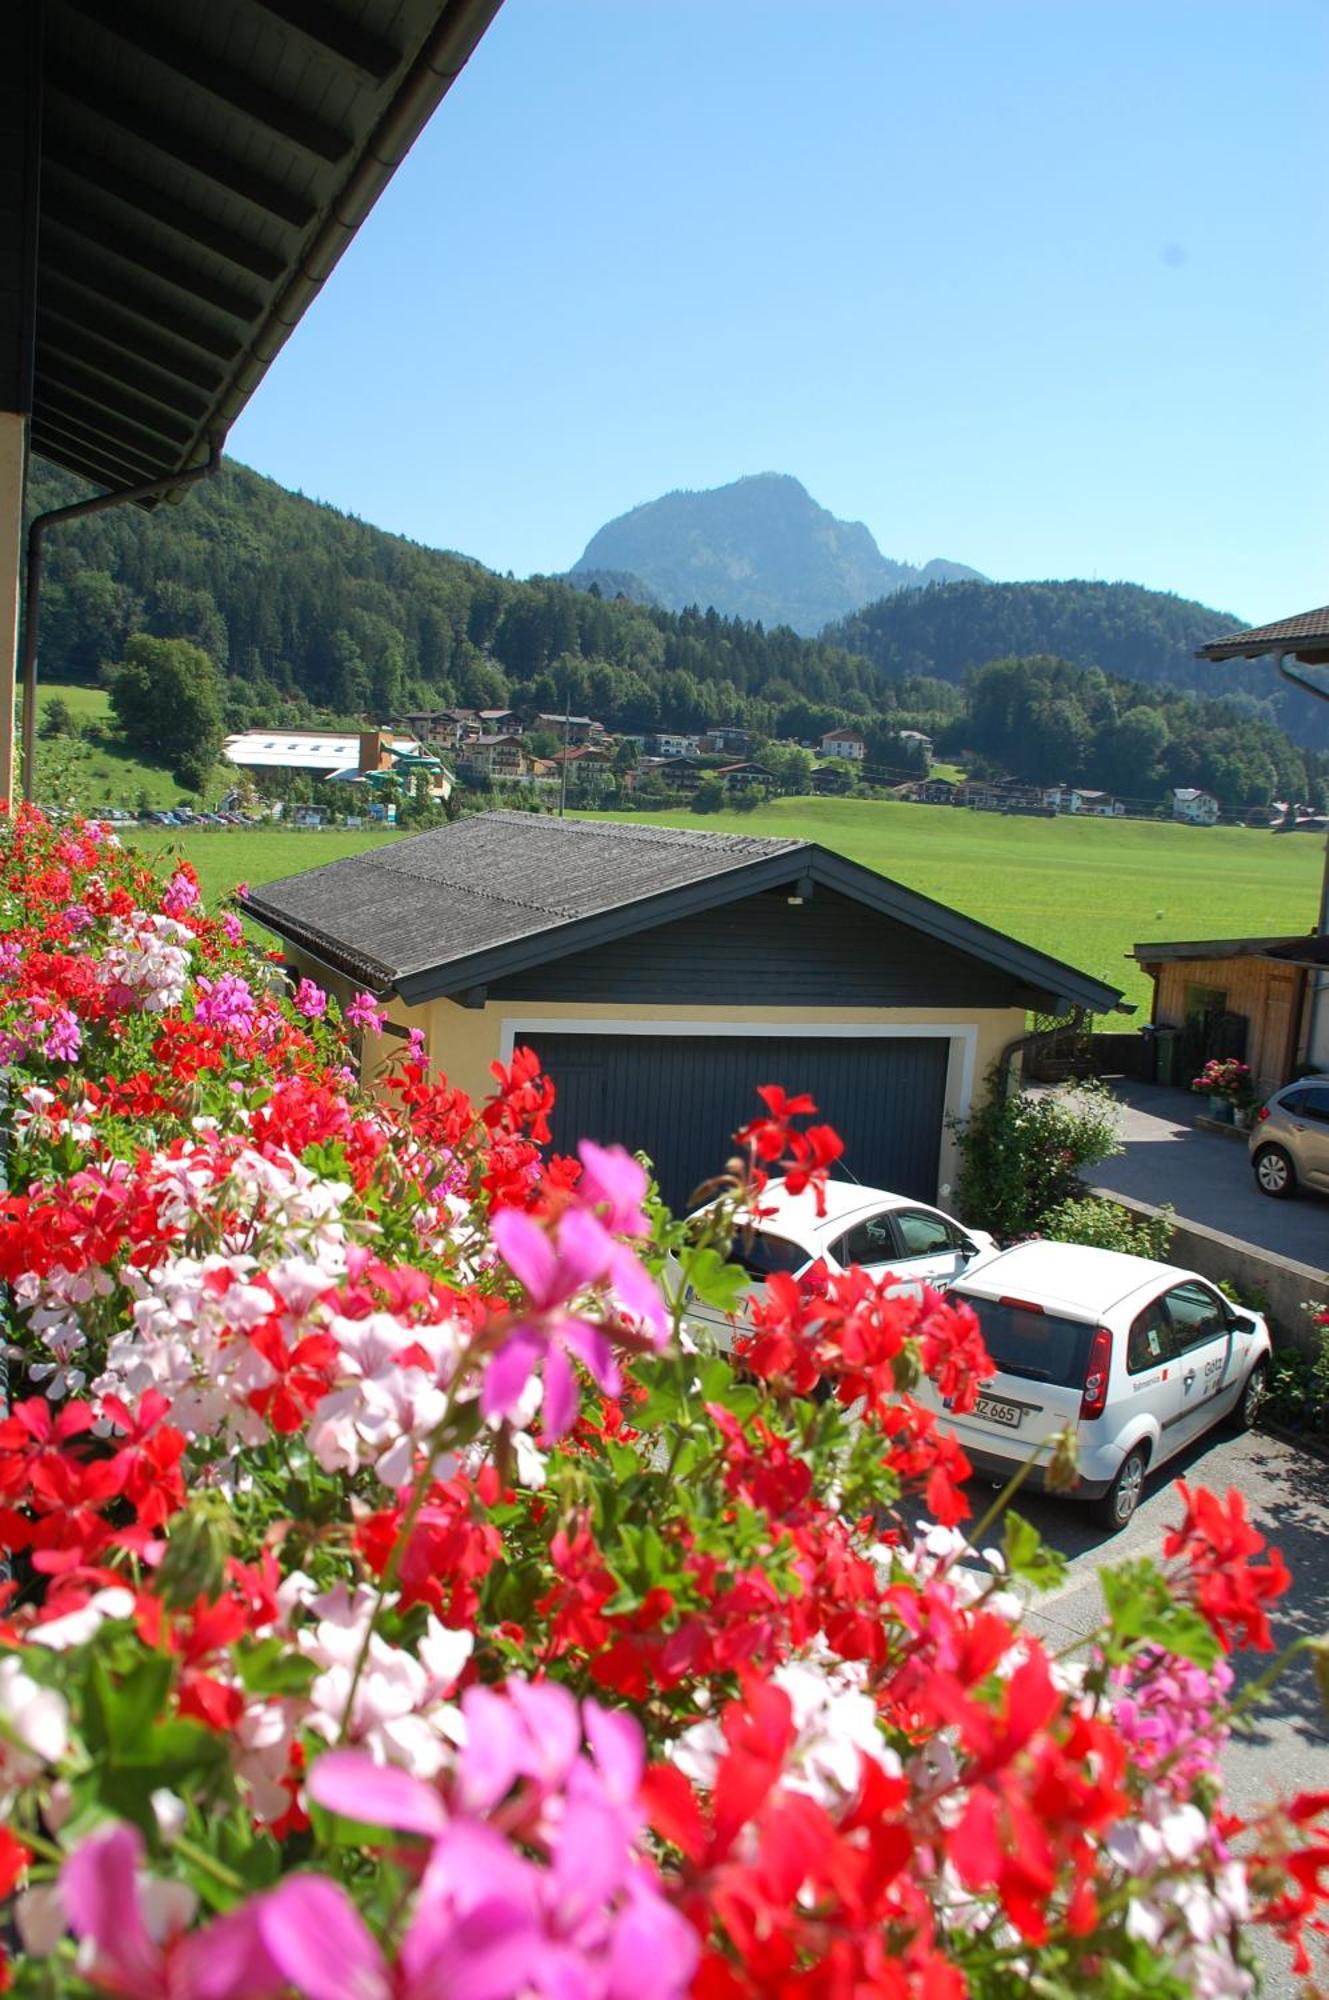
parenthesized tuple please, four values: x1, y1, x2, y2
(924, 1241, 1272, 1529)
(682, 1177, 999, 1347)
(1250, 1078, 1329, 1198)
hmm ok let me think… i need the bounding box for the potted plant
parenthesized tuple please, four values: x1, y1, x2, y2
(1191, 1055, 1255, 1125)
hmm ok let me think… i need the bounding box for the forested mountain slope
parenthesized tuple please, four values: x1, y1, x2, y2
(824, 579, 1326, 748)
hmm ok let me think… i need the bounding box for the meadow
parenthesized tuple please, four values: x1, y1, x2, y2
(125, 797, 1325, 1015)
(32, 683, 227, 810)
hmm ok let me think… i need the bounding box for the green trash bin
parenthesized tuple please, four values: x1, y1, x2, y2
(1152, 1027, 1180, 1087)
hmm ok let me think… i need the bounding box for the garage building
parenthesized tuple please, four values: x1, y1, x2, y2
(243, 814, 1123, 1210)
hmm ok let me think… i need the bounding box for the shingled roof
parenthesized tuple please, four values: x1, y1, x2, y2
(1199, 605, 1329, 664)
(241, 812, 1126, 1014)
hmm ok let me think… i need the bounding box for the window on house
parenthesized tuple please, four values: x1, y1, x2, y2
(1184, 983, 1227, 1020)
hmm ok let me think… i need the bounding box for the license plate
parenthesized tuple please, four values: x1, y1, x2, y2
(974, 1395, 1023, 1430)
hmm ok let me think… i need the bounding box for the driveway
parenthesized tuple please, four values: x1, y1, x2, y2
(1085, 1079, 1327, 1271)
(987, 1424, 1329, 1995)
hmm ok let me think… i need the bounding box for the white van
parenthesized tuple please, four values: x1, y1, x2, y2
(930, 1241, 1272, 1529)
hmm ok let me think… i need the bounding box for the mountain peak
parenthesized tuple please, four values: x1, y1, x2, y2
(569, 476, 984, 634)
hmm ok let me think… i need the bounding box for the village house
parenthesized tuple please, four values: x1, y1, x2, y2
(1172, 788, 1220, 825)
(455, 733, 529, 782)
(714, 761, 778, 794)
(820, 727, 868, 761)
(533, 714, 604, 747)
(652, 731, 704, 759)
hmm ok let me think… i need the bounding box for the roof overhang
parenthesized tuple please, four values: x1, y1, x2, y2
(1133, 934, 1329, 971)
(12, 0, 502, 494)
(243, 836, 1127, 1018)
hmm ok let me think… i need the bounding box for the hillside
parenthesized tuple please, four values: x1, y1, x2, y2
(822, 579, 1328, 748)
(21, 456, 1324, 813)
(22, 455, 884, 735)
(570, 473, 984, 634)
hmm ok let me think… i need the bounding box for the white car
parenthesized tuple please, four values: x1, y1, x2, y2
(683, 1178, 999, 1347)
(926, 1240, 1273, 1530)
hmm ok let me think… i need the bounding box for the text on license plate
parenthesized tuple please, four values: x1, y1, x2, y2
(974, 1395, 1023, 1429)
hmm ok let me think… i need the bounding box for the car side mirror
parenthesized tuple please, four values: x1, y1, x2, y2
(957, 1238, 978, 1260)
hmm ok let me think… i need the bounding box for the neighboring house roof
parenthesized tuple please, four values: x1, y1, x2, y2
(241, 811, 1126, 1014)
(822, 728, 866, 741)
(1131, 934, 1325, 966)
(1171, 788, 1215, 802)
(19, 0, 504, 496)
(1199, 606, 1329, 664)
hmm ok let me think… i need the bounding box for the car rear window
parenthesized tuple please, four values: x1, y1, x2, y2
(730, 1232, 809, 1280)
(954, 1296, 1097, 1387)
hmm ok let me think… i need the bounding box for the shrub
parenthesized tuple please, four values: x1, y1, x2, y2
(953, 1068, 1123, 1238)
(1038, 1194, 1174, 1260)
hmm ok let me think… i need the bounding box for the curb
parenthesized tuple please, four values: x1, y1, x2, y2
(1193, 1114, 1252, 1145)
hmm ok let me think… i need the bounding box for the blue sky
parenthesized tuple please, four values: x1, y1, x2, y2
(229, 1, 1329, 625)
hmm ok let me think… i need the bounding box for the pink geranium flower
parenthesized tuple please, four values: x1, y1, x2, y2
(346, 991, 387, 1034)
(62, 1823, 280, 1999)
(294, 977, 328, 1020)
(295, 1687, 695, 2000)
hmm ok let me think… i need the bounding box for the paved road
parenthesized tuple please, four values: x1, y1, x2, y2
(975, 1423, 1329, 1994)
(1082, 1079, 1328, 1271)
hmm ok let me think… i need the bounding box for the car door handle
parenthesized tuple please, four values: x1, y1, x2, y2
(1183, 1369, 1197, 1387)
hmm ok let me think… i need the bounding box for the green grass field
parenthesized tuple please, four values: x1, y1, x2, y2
(122, 799, 1324, 1015)
(32, 684, 227, 810)
(124, 826, 408, 916)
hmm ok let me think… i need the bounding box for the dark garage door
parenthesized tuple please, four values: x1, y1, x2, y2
(537, 1032, 951, 1213)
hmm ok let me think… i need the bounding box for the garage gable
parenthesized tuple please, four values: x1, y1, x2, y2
(488, 885, 1028, 1009)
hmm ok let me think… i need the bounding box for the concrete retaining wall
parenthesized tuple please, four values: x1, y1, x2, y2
(1088, 1186, 1328, 1354)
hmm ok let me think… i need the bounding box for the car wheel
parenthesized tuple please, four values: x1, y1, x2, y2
(1253, 1145, 1296, 1199)
(1096, 1445, 1148, 1531)
(1232, 1360, 1269, 1432)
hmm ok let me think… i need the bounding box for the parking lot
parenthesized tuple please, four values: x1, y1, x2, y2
(1088, 1080, 1328, 1270)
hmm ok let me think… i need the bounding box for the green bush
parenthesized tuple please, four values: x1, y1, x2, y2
(1264, 1330, 1329, 1434)
(1037, 1195, 1174, 1260)
(953, 1070, 1123, 1239)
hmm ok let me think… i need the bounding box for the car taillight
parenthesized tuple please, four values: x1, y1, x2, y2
(999, 1296, 1045, 1314)
(1081, 1326, 1113, 1421)
(1257, 1105, 1270, 1122)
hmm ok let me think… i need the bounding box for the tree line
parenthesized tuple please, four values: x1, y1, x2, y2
(23, 456, 1325, 809)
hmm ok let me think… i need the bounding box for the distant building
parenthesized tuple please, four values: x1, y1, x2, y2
(533, 713, 604, 747)
(714, 761, 777, 793)
(896, 729, 933, 761)
(456, 734, 529, 782)
(652, 732, 703, 759)
(1073, 789, 1125, 818)
(699, 726, 752, 755)
(820, 727, 867, 761)
(1172, 788, 1220, 826)
(911, 777, 957, 805)
(224, 728, 452, 801)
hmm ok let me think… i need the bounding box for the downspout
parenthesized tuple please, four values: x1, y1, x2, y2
(19, 441, 223, 802)
(1274, 651, 1329, 1070)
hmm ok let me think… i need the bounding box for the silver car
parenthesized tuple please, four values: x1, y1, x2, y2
(1250, 1077, 1329, 1198)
